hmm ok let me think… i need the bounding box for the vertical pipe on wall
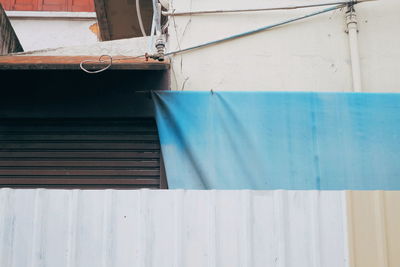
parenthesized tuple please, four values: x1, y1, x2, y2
(374, 191, 390, 267)
(136, 0, 147, 36)
(346, 5, 363, 92)
(154, 3, 165, 61)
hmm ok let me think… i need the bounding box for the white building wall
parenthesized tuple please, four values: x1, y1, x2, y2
(168, 0, 400, 92)
(7, 12, 98, 51)
(0, 189, 347, 267)
(18, 35, 150, 56)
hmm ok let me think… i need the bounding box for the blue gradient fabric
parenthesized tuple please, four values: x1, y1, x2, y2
(152, 91, 400, 190)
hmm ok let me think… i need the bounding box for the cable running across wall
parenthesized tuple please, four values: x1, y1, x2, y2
(79, 55, 145, 74)
(79, 1, 367, 74)
(163, 0, 375, 16)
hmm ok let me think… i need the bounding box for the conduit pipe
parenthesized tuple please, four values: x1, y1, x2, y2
(346, 5, 363, 92)
(154, 3, 166, 61)
(147, 0, 158, 52)
(136, 0, 147, 36)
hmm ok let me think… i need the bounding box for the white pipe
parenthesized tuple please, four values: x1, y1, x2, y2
(346, 8, 362, 92)
(147, 0, 157, 52)
(155, 3, 162, 36)
(136, 0, 147, 36)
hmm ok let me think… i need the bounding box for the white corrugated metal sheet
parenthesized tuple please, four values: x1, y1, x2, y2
(0, 189, 347, 267)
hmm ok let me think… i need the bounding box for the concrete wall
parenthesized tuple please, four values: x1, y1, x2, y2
(18, 35, 150, 56)
(168, 0, 400, 92)
(7, 12, 98, 51)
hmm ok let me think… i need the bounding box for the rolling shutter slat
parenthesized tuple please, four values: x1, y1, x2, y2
(0, 160, 160, 167)
(0, 143, 160, 150)
(0, 118, 164, 188)
(0, 135, 159, 141)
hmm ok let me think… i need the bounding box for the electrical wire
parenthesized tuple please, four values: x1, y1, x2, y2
(164, 4, 346, 56)
(162, 0, 375, 16)
(80, 2, 360, 74)
(79, 55, 145, 74)
(136, 0, 147, 37)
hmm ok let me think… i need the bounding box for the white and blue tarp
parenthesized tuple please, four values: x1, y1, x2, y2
(152, 91, 400, 190)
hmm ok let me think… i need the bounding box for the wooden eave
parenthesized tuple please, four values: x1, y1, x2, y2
(0, 56, 169, 70)
(0, 4, 23, 55)
(94, 0, 153, 41)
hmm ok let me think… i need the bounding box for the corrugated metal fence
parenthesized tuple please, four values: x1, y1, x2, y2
(0, 189, 347, 267)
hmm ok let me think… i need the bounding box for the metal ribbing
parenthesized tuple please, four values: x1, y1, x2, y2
(0, 118, 162, 188)
(0, 190, 347, 267)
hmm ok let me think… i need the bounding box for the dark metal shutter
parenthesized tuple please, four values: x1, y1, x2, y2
(0, 118, 166, 189)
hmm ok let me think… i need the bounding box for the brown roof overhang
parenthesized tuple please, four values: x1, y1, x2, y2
(0, 56, 169, 70)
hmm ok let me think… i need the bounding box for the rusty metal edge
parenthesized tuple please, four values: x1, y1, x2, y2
(0, 63, 169, 70)
(93, 0, 111, 41)
(0, 3, 23, 55)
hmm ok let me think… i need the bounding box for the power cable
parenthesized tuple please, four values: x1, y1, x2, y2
(163, 0, 376, 16)
(80, 1, 367, 74)
(79, 55, 145, 74)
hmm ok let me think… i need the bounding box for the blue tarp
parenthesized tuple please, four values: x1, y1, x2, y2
(153, 91, 400, 190)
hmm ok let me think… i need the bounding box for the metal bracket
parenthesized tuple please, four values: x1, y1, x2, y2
(345, 3, 359, 34)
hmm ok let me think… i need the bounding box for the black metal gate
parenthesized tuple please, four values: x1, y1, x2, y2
(0, 118, 167, 188)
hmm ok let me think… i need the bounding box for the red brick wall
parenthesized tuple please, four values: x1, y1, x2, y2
(0, 0, 94, 12)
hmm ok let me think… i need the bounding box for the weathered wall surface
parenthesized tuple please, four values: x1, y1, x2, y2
(17, 35, 150, 56)
(7, 12, 98, 51)
(356, 2, 400, 93)
(168, 0, 400, 92)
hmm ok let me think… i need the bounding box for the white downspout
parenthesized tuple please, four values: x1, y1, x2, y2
(346, 5, 363, 92)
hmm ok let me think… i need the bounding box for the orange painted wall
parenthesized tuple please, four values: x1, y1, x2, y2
(0, 0, 94, 12)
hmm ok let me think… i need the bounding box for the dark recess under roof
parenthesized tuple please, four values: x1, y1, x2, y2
(94, 0, 154, 41)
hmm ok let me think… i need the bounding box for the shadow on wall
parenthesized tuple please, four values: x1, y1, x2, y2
(0, 69, 170, 118)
